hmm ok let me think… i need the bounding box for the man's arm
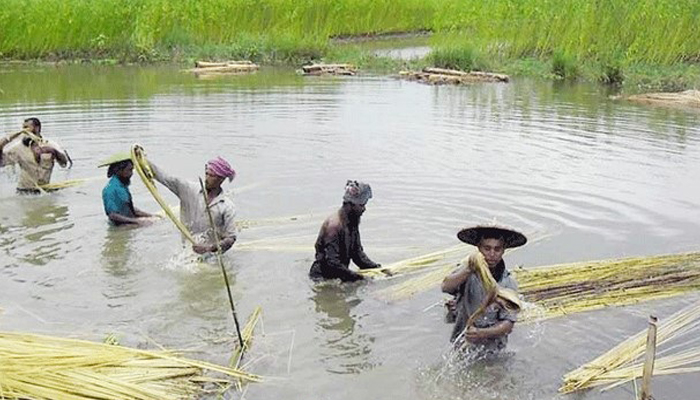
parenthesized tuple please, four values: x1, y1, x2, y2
(442, 261, 472, 294)
(465, 320, 514, 343)
(193, 203, 237, 254)
(107, 212, 149, 225)
(133, 207, 155, 218)
(0, 131, 24, 166)
(148, 162, 187, 197)
(350, 230, 380, 269)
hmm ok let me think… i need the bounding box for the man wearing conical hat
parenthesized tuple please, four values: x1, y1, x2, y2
(442, 224, 527, 353)
(100, 155, 155, 226)
(309, 180, 382, 282)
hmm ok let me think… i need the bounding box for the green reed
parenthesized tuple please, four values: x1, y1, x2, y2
(1, 0, 699, 71)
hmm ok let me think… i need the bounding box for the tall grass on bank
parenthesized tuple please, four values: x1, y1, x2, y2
(0, 0, 441, 59)
(1, 0, 700, 72)
(431, 0, 700, 83)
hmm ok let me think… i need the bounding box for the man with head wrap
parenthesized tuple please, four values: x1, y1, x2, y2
(142, 153, 237, 254)
(100, 155, 155, 225)
(309, 180, 382, 282)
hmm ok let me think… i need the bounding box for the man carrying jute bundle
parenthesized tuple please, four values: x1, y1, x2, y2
(0, 118, 70, 193)
(442, 224, 526, 354)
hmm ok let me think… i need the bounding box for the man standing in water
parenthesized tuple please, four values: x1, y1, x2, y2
(442, 224, 526, 353)
(309, 180, 382, 282)
(0, 118, 70, 193)
(139, 150, 238, 254)
(100, 156, 156, 226)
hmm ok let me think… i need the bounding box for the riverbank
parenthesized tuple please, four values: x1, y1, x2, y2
(2, 0, 700, 92)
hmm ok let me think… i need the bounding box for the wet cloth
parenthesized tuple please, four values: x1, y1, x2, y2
(0, 136, 67, 190)
(206, 157, 236, 181)
(150, 162, 237, 246)
(102, 175, 136, 222)
(447, 259, 519, 350)
(309, 221, 379, 282)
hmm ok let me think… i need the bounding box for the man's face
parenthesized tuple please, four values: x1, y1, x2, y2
(117, 163, 134, 185)
(23, 121, 40, 135)
(205, 169, 225, 191)
(347, 202, 366, 225)
(478, 238, 505, 268)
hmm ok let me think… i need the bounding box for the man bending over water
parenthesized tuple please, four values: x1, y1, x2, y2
(442, 224, 526, 353)
(309, 180, 382, 282)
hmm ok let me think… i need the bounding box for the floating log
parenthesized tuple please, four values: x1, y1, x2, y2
(627, 89, 700, 109)
(398, 67, 509, 85)
(187, 61, 259, 75)
(301, 63, 357, 76)
(195, 60, 254, 68)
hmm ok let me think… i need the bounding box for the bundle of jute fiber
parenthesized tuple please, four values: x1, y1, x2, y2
(560, 301, 700, 393)
(0, 331, 261, 400)
(375, 252, 700, 323)
(516, 252, 700, 321)
(228, 307, 263, 392)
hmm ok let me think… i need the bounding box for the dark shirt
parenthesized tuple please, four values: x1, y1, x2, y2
(309, 220, 379, 282)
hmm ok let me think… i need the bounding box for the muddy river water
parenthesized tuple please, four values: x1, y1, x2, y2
(1, 64, 699, 399)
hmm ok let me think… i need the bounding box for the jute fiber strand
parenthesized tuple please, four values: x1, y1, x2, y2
(0, 331, 261, 400)
(130, 144, 196, 244)
(376, 251, 700, 323)
(560, 301, 700, 393)
(229, 307, 263, 392)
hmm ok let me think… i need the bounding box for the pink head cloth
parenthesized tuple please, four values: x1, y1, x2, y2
(206, 157, 236, 182)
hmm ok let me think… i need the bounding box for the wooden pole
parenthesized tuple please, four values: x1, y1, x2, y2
(640, 315, 658, 400)
(199, 178, 245, 349)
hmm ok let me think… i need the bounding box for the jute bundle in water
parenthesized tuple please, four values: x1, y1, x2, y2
(0, 331, 261, 400)
(560, 301, 700, 393)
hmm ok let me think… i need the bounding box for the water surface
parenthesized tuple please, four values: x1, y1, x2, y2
(1, 64, 699, 399)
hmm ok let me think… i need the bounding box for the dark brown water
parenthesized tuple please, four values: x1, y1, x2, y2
(1, 64, 699, 399)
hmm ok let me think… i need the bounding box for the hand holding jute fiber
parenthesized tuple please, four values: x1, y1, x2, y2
(464, 251, 522, 331)
(560, 301, 700, 394)
(0, 331, 261, 400)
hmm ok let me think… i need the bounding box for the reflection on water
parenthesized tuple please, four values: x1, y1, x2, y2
(0, 194, 73, 265)
(312, 282, 379, 374)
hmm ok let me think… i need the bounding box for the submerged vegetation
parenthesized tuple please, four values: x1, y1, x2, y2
(1, 0, 700, 88)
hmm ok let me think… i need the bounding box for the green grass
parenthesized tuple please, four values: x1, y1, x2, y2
(1, 0, 700, 89)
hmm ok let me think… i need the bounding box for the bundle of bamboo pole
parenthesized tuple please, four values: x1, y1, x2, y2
(0, 331, 261, 400)
(300, 64, 357, 76)
(398, 67, 509, 85)
(187, 60, 259, 75)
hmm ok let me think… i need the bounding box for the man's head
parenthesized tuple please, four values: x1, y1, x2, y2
(457, 224, 527, 268)
(342, 180, 372, 226)
(107, 160, 134, 185)
(205, 157, 235, 191)
(23, 118, 41, 135)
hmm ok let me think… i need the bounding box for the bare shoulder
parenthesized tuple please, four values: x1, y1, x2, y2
(322, 212, 342, 235)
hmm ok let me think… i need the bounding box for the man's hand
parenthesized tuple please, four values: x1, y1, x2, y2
(193, 244, 215, 254)
(465, 326, 490, 343)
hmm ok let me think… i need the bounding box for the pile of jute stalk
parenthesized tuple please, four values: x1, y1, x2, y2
(375, 251, 700, 323)
(560, 301, 700, 393)
(0, 331, 261, 400)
